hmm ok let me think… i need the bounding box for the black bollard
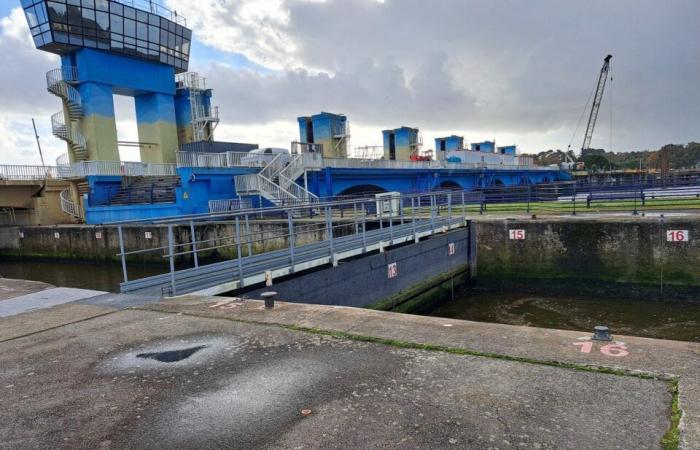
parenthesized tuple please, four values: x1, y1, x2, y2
(261, 291, 277, 309)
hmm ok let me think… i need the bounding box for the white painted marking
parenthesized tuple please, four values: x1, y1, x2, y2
(509, 229, 525, 240)
(667, 230, 689, 242)
(387, 262, 398, 279)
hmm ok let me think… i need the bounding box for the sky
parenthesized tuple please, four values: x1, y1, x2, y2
(1, 0, 699, 165)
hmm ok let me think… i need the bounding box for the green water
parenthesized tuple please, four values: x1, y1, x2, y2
(421, 289, 700, 342)
(2, 259, 698, 342)
(0, 260, 164, 293)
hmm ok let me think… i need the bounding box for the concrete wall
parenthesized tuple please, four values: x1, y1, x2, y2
(476, 217, 700, 301)
(242, 228, 471, 309)
(0, 221, 354, 263)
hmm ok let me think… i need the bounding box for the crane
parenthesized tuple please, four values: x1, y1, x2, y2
(581, 54, 612, 152)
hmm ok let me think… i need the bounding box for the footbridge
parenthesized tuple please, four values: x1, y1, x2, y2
(116, 191, 471, 297)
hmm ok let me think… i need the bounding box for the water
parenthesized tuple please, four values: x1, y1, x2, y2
(421, 289, 700, 342)
(0, 260, 164, 293)
(2, 259, 698, 342)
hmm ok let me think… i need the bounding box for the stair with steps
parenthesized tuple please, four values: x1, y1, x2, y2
(46, 67, 88, 161)
(234, 153, 320, 208)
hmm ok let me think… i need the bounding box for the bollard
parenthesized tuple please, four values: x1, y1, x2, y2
(261, 291, 277, 309)
(592, 325, 612, 341)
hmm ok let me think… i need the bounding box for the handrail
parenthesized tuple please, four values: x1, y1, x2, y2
(59, 187, 84, 221)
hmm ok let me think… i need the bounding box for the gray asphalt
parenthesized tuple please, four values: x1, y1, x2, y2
(0, 286, 106, 317)
(0, 309, 671, 450)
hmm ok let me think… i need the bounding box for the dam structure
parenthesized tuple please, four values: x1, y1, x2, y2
(9, 0, 569, 226)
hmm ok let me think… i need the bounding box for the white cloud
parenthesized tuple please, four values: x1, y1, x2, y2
(0, 1, 699, 166)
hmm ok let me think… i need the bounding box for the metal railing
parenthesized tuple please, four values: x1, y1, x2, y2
(0, 162, 176, 180)
(176, 151, 265, 168)
(208, 198, 253, 213)
(0, 165, 59, 180)
(175, 150, 551, 171)
(59, 187, 84, 221)
(114, 0, 187, 26)
(71, 161, 176, 177)
(116, 190, 468, 297)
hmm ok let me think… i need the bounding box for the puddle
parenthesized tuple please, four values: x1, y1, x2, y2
(136, 345, 207, 363)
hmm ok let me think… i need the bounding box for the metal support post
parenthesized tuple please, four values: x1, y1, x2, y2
(326, 207, 334, 259)
(245, 214, 253, 256)
(167, 224, 176, 296)
(448, 192, 452, 223)
(412, 197, 418, 242)
(353, 202, 359, 234)
(362, 215, 367, 252)
(118, 225, 128, 283)
(388, 199, 394, 244)
(287, 212, 295, 269)
(189, 220, 199, 268)
(235, 217, 243, 285)
(430, 195, 436, 233)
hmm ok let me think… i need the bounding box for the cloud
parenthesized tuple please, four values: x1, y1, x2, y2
(0, 8, 62, 165)
(1, 0, 699, 165)
(178, 0, 700, 152)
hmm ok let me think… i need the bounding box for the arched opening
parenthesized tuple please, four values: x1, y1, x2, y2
(338, 184, 387, 197)
(438, 180, 462, 190)
(492, 178, 505, 187)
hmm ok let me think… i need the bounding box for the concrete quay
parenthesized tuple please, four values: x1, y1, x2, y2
(0, 279, 696, 449)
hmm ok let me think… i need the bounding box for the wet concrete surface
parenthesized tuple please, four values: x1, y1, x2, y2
(0, 309, 672, 450)
(0, 278, 53, 301)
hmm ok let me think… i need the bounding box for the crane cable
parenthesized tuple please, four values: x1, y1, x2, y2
(608, 61, 613, 154)
(568, 73, 598, 155)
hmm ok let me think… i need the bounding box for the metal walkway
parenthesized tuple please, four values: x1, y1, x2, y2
(120, 214, 467, 297)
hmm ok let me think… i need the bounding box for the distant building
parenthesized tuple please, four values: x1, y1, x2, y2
(497, 145, 517, 156)
(297, 112, 349, 158)
(471, 141, 496, 153)
(435, 135, 464, 160)
(383, 126, 421, 161)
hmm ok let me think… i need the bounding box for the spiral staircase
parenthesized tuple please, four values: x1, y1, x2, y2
(46, 67, 88, 161)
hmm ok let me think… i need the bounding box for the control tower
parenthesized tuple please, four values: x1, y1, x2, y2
(21, 0, 214, 164)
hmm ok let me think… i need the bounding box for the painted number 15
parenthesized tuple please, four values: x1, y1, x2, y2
(509, 229, 525, 240)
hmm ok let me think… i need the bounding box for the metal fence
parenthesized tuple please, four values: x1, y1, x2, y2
(115, 191, 469, 297)
(0, 165, 60, 180)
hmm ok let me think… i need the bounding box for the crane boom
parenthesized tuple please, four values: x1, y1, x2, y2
(581, 54, 612, 151)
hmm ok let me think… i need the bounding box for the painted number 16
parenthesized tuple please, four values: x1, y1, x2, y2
(573, 341, 629, 357)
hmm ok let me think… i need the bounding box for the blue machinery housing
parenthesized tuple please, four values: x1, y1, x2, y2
(22, 0, 570, 225)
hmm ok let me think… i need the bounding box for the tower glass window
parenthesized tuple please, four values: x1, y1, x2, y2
(22, 0, 191, 72)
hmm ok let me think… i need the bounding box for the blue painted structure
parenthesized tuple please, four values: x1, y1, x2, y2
(383, 127, 420, 161)
(471, 141, 496, 153)
(82, 164, 570, 224)
(498, 145, 517, 156)
(304, 167, 567, 198)
(297, 112, 348, 158)
(435, 135, 464, 159)
(84, 166, 259, 223)
(23, 0, 197, 163)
